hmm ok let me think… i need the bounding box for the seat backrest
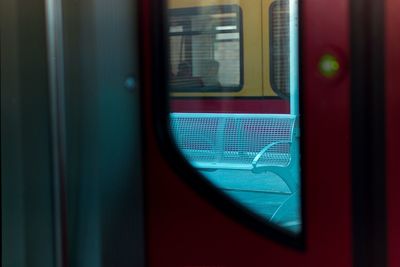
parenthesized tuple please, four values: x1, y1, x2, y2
(170, 113, 297, 167)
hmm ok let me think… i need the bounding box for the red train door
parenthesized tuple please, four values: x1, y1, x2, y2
(142, 0, 352, 265)
(140, 0, 396, 266)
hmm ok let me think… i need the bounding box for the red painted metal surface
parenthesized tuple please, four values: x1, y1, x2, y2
(141, 0, 352, 266)
(171, 99, 290, 113)
(386, 0, 400, 265)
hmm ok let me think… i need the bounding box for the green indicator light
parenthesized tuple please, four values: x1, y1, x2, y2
(318, 54, 340, 78)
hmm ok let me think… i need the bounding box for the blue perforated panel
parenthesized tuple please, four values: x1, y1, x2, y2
(170, 113, 296, 169)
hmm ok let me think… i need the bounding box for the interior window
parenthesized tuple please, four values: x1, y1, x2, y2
(169, 6, 242, 92)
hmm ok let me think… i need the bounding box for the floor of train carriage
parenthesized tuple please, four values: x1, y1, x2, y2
(200, 169, 301, 233)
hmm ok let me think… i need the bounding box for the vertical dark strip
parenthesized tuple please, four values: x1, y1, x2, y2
(350, 0, 387, 266)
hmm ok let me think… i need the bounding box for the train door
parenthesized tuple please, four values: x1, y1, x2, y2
(141, 0, 398, 266)
(2, 0, 144, 266)
(61, 0, 145, 265)
(141, 0, 352, 266)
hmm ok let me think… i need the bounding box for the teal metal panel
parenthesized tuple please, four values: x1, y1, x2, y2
(1, 0, 57, 266)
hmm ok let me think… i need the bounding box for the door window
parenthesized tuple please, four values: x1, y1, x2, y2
(167, 0, 301, 235)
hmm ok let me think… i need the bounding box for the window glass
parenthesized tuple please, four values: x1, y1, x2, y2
(169, 6, 242, 92)
(168, 0, 301, 234)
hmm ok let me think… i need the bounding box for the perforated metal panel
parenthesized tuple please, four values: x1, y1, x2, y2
(170, 113, 296, 169)
(270, 0, 290, 98)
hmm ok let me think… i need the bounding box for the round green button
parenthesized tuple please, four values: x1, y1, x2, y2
(318, 54, 340, 78)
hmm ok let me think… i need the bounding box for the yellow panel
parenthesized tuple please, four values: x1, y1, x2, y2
(262, 0, 278, 97)
(168, 0, 264, 97)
